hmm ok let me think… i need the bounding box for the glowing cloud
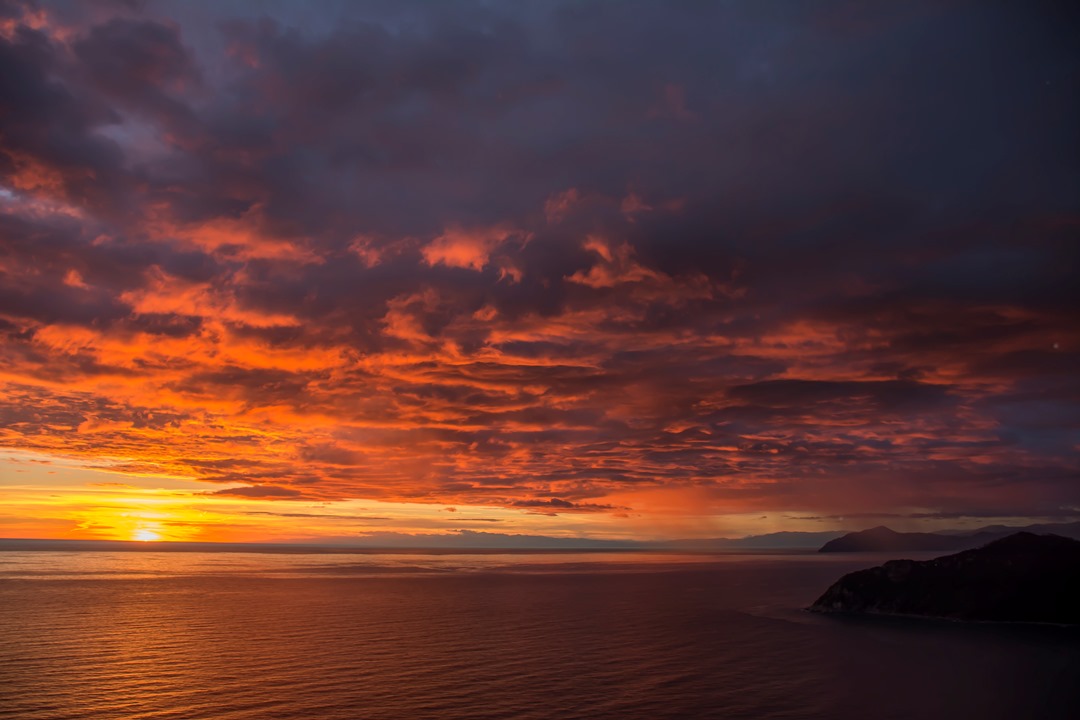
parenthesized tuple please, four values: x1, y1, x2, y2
(0, 0, 1077, 542)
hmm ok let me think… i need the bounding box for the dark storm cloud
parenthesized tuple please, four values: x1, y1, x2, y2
(73, 17, 200, 131)
(0, 0, 1077, 523)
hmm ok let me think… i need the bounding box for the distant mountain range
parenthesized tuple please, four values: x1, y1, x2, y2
(0, 530, 846, 553)
(4, 522, 1079, 553)
(655, 530, 846, 550)
(339, 529, 851, 550)
(818, 521, 1080, 552)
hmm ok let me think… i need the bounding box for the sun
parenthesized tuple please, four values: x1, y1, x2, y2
(133, 529, 162, 542)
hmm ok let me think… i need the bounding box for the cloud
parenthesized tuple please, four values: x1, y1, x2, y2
(421, 225, 520, 272)
(242, 511, 392, 521)
(72, 17, 200, 132)
(511, 498, 620, 513)
(0, 0, 1077, 534)
(203, 486, 307, 499)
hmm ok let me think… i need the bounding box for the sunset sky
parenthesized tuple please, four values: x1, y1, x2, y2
(1, 0, 1077, 544)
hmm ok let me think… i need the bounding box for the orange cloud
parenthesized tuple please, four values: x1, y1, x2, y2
(421, 225, 520, 271)
(567, 236, 680, 290)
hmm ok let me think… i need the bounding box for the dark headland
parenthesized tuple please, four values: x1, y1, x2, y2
(810, 532, 1080, 624)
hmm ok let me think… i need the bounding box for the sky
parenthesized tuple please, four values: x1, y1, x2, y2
(1, 0, 1078, 544)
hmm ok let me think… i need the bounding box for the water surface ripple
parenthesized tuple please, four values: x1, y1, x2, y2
(1, 551, 1077, 719)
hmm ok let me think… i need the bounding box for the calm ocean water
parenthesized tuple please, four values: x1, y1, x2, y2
(1, 550, 1077, 719)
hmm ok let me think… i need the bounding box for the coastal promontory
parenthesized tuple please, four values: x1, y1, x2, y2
(810, 532, 1080, 624)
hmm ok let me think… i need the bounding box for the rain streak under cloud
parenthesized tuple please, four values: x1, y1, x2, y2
(0, 0, 1078, 542)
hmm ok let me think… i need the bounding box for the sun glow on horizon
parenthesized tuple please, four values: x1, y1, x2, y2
(132, 528, 162, 542)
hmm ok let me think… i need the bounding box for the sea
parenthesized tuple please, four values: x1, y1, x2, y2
(1, 548, 1077, 719)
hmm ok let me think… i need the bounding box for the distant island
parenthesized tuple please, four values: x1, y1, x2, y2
(810, 532, 1080, 624)
(818, 521, 1080, 552)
